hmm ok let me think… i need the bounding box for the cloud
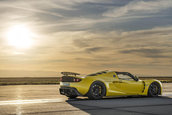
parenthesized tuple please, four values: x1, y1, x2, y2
(119, 48, 171, 58)
(103, 0, 172, 18)
(0, 0, 172, 76)
(1, 0, 171, 34)
(1, 25, 172, 76)
(84, 47, 107, 53)
(73, 39, 91, 48)
(65, 26, 172, 71)
(1, 4, 63, 17)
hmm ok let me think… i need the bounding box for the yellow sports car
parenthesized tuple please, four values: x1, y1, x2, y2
(59, 70, 162, 99)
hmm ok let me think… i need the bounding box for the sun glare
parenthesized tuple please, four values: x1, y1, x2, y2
(6, 25, 34, 49)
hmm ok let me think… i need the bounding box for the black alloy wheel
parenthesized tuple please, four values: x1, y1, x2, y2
(148, 82, 160, 97)
(87, 81, 106, 99)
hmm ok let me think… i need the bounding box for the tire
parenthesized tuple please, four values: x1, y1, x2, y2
(87, 81, 106, 100)
(148, 82, 161, 97)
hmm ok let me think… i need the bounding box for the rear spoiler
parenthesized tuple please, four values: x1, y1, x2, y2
(61, 72, 80, 76)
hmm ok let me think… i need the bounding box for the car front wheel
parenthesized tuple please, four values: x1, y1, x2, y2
(148, 82, 161, 97)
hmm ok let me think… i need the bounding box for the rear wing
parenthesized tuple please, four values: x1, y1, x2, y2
(61, 72, 80, 76)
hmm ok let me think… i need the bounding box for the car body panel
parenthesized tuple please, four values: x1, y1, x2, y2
(59, 71, 162, 97)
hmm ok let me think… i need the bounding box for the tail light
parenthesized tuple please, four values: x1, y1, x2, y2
(73, 78, 81, 82)
(60, 77, 62, 82)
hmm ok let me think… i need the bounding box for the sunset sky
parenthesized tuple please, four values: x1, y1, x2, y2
(0, 0, 172, 77)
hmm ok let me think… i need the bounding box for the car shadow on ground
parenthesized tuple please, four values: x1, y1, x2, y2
(66, 96, 172, 115)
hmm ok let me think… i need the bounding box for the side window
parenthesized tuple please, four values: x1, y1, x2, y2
(117, 74, 134, 81)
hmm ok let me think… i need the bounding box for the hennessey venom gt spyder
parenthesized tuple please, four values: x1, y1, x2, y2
(59, 71, 162, 99)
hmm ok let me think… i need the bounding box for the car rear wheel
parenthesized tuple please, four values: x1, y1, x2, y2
(87, 81, 106, 99)
(148, 82, 161, 97)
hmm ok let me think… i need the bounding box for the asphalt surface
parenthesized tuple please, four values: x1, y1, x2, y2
(0, 84, 172, 115)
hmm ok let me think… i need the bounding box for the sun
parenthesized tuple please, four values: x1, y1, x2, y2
(6, 25, 34, 49)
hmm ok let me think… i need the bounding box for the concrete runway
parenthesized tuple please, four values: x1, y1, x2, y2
(0, 84, 172, 115)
